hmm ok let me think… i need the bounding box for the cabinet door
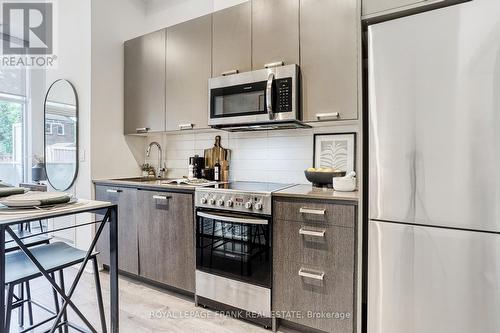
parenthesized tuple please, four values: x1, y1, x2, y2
(362, 0, 427, 16)
(300, 0, 358, 122)
(95, 185, 139, 275)
(124, 29, 166, 134)
(137, 190, 195, 292)
(212, 2, 252, 77)
(251, 0, 299, 70)
(166, 15, 211, 131)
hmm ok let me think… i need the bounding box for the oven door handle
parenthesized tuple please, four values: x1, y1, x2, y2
(266, 72, 275, 120)
(197, 211, 269, 225)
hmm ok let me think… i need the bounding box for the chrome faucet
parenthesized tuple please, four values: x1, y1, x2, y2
(146, 141, 165, 178)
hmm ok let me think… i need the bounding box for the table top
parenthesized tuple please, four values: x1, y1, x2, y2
(0, 199, 114, 225)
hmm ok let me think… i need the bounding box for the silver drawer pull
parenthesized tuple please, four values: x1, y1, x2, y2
(316, 112, 339, 120)
(298, 268, 325, 281)
(221, 69, 239, 76)
(264, 61, 284, 68)
(299, 227, 326, 237)
(153, 195, 171, 200)
(299, 207, 326, 215)
(136, 127, 150, 133)
(106, 189, 122, 193)
(179, 123, 193, 130)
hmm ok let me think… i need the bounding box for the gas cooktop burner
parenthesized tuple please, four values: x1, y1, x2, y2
(195, 181, 295, 215)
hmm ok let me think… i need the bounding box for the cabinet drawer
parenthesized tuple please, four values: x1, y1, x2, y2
(273, 259, 354, 332)
(274, 198, 355, 227)
(274, 220, 355, 268)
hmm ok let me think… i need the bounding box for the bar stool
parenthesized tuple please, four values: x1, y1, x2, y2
(4, 242, 107, 333)
(5, 228, 52, 330)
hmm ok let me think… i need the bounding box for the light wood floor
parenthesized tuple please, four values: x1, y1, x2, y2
(8, 268, 301, 333)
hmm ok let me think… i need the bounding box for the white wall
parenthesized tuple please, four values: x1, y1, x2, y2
(146, 123, 360, 184)
(142, 0, 248, 35)
(90, 0, 147, 180)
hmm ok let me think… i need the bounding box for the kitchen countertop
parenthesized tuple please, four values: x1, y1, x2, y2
(93, 178, 208, 192)
(274, 184, 359, 203)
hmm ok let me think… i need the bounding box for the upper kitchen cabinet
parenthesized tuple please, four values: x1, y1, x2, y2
(362, 0, 469, 19)
(300, 0, 359, 121)
(166, 15, 212, 131)
(212, 2, 252, 77)
(124, 29, 166, 134)
(251, 0, 300, 69)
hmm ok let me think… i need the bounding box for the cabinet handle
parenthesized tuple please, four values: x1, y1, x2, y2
(298, 268, 325, 281)
(136, 127, 150, 133)
(299, 227, 326, 237)
(106, 189, 122, 193)
(153, 195, 171, 200)
(179, 123, 193, 130)
(316, 112, 339, 120)
(264, 61, 284, 69)
(299, 207, 326, 215)
(221, 69, 239, 76)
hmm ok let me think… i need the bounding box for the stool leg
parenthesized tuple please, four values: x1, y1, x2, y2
(92, 257, 107, 333)
(25, 282, 33, 326)
(17, 283, 24, 326)
(5, 284, 15, 333)
(50, 272, 63, 333)
(58, 270, 68, 333)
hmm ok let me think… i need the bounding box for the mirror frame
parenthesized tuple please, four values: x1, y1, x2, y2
(43, 79, 79, 191)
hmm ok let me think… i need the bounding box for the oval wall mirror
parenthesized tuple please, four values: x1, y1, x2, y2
(44, 79, 78, 191)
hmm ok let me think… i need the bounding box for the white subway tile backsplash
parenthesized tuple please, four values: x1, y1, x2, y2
(145, 125, 357, 183)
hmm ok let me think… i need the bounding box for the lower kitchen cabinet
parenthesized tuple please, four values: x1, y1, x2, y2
(137, 189, 195, 292)
(95, 185, 139, 275)
(273, 197, 357, 333)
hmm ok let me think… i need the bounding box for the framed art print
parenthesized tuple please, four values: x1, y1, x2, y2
(313, 133, 356, 172)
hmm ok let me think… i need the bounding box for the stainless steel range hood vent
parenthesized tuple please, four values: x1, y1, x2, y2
(212, 120, 310, 132)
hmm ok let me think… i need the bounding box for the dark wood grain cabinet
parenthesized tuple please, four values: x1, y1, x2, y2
(137, 189, 195, 292)
(273, 197, 357, 333)
(95, 185, 139, 275)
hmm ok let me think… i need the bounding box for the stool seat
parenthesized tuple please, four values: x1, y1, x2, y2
(5, 230, 51, 252)
(6, 242, 98, 284)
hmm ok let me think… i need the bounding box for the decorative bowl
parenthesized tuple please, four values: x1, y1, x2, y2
(304, 170, 346, 187)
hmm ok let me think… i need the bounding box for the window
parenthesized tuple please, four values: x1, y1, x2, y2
(0, 65, 28, 186)
(45, 122, 52, 134)
(45, 121, 65, 136)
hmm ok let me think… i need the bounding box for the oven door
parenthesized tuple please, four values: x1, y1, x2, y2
(196, 209, 271, 288)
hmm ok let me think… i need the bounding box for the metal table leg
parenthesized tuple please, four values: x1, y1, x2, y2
(109, 205, 119, 333)
(1, 225, 5, 332)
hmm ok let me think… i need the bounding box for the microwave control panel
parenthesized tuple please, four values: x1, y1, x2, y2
(276, 77, 293, 113)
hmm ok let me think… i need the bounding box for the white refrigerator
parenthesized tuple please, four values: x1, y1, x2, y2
(367, 1, 500, 332)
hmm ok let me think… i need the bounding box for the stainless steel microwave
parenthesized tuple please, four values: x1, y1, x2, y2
(208, 64, 307, 131)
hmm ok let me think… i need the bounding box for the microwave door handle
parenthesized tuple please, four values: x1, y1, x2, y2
(266, 72, 275, 120)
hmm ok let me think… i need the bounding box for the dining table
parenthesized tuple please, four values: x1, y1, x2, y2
(0, 199, 119, 333)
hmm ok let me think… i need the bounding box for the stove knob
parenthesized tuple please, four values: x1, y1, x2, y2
(226, 199, 233, 207)
(209, 198, 215, 205)
(245, 201, 253, 209)
(255, 202, 263, 210)
(217, 199, 224, 206)
(200, 197, 207, 204)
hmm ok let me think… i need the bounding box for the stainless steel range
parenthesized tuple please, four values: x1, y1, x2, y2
(194, 181, 293, 328)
